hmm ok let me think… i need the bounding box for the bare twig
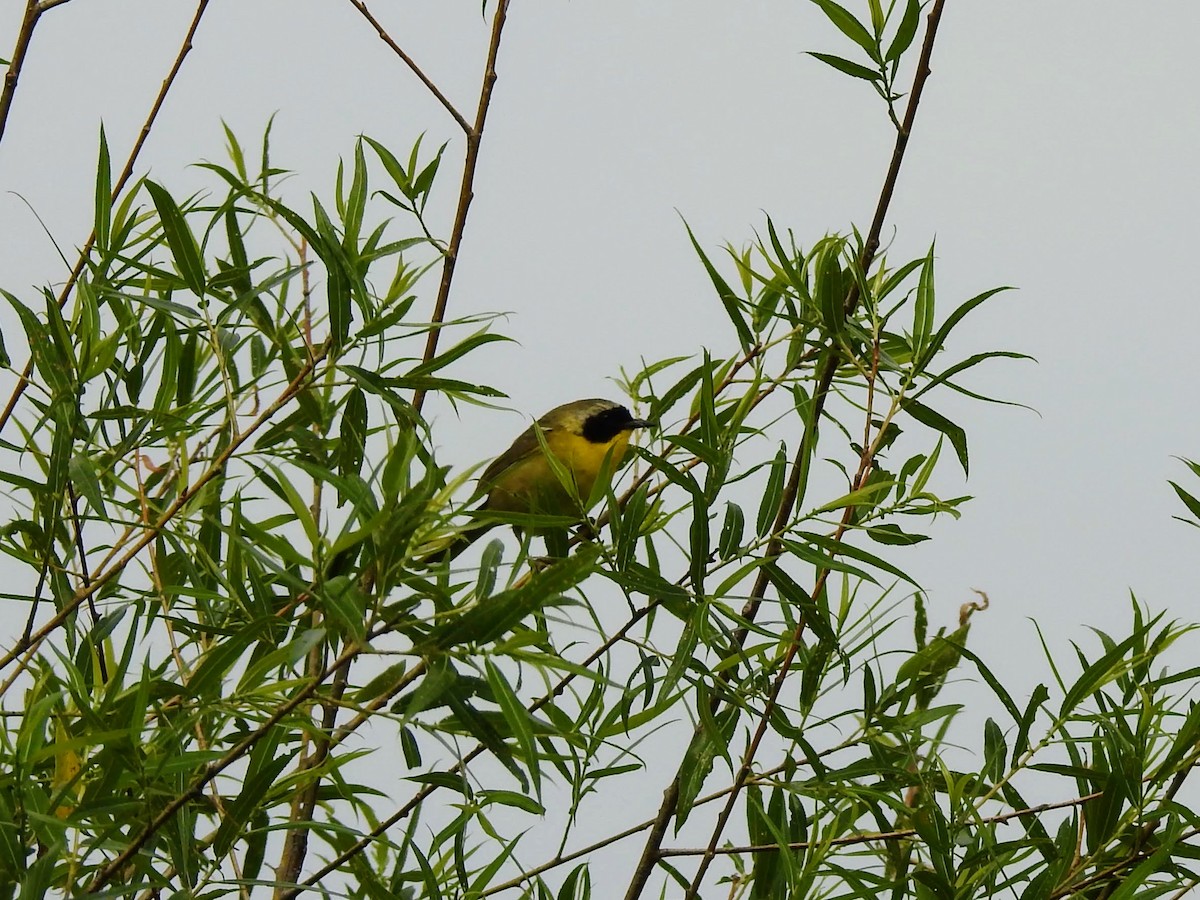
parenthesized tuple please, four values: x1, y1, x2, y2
(345, 0, 470, 134)
(411, 0, 510, 414)
(0, 0, 42, 145)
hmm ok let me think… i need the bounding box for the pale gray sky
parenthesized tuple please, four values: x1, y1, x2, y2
(2, 0, 1199, 889)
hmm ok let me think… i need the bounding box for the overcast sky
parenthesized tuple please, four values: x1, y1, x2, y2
(2, 0, 1199, 886)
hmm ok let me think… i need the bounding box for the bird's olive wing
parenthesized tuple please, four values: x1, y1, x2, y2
(479, 424, 547, 487)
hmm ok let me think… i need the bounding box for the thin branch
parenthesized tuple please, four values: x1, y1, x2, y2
(622, 3, 949, 895)
(345, 0, 470, 134)
(0, 0, 212, 437)
(662, 788, 1108, 858)
(411, 0, 510, 414)
(0, 0, 41, 145)
(66, 481, 108, 683)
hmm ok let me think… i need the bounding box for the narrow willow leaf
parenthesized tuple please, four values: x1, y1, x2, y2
(808, 51, 880, 82)
(426, 545, 600, 650)
(338, 388, 368, 486)
(689, 495, 709, 598)
(145, 181, 206, 296)
(412, 142, 447, 200)
(406, 332, 513, 377)
(794, 530, 919, 586)
(175, 331, 198, 407)
(652, 358, 708, 423)
(94, 124, 111, 253)
(343, 138, 368, 247)
(865, 523, 928, 545)
(810, 0, 878, 54)
(813, 480, 894, 515)
(321, 575, 368, 644)
(485, 660, 541, 799)
(885, 0, 922, 62)
(684, 220, 753, 349)
(756, 444, 787, 537)
(311, 197, 353, 345)
(1059, 630, 1143, 719)
(911, 242, 936, 358)
(68, 455, 107, 519)
(917, 285, 1014, 372)
(903, 399, 968, 476)
(675, 702, 737, 826)
(363, 135, 414, 200)
(717, 502, 745, 560)
(1169, 481, 1200, 522)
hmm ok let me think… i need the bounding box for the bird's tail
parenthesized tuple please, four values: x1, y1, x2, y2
(418, 516, 496, 567)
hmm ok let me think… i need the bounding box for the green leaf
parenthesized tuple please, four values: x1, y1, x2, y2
(815, 240, 847, 334)
(885, 0, 922, 63)
(903, 399, 968, 476)
(808, 51, 880, 82)
(813, 479, 894, 515)
(675, 701, 738, 826)
(426, 545, 600, 650)
(689, 494, 710, 597)
(94, 124, 111, 252)
(1012, 682, 1049, 768)
(684, 220, 753, 350)
(145, 181, 206, 296)
(810, 0, 878, 53)
(865, 523, 928, 545)
(68, 454, 107, 519)
(343, 139, 368, 247)
(717, 502, 745, 560)
(1169, 481, 1200, 522)
(911, 242, 936, 358)
(406, 331, 513, 378)
(485, 661, 541, 799)
(911, 349, 1035, 402)
(338, 388, 368, 486)
(319, 575, 368, 644)
(1059, 629, 1143, 718)
(757, 444, 787, 537)
(806, 530, 920, 587)
(311, 196, 353, 345)
(916, 286, 1014, 372)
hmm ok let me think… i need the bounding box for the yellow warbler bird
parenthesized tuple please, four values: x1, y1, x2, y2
(435, 398, 652, 561)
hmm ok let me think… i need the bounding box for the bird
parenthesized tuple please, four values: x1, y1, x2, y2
(429, 398, 653, 563)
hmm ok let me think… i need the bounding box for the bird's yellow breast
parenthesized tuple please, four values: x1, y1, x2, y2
(485, 429, 633, 516)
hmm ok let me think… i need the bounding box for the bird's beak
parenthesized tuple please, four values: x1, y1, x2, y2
(626, 418, 654, 431)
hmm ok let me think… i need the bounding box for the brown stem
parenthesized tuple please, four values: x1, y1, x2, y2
(345, 0, 471, 134)
(411, 0, 510, 415)
(0, 0, 41, 145)
(660, 787, 1107, 858)
(273, 666, 348, 897)
(622, 3, 948, 895)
